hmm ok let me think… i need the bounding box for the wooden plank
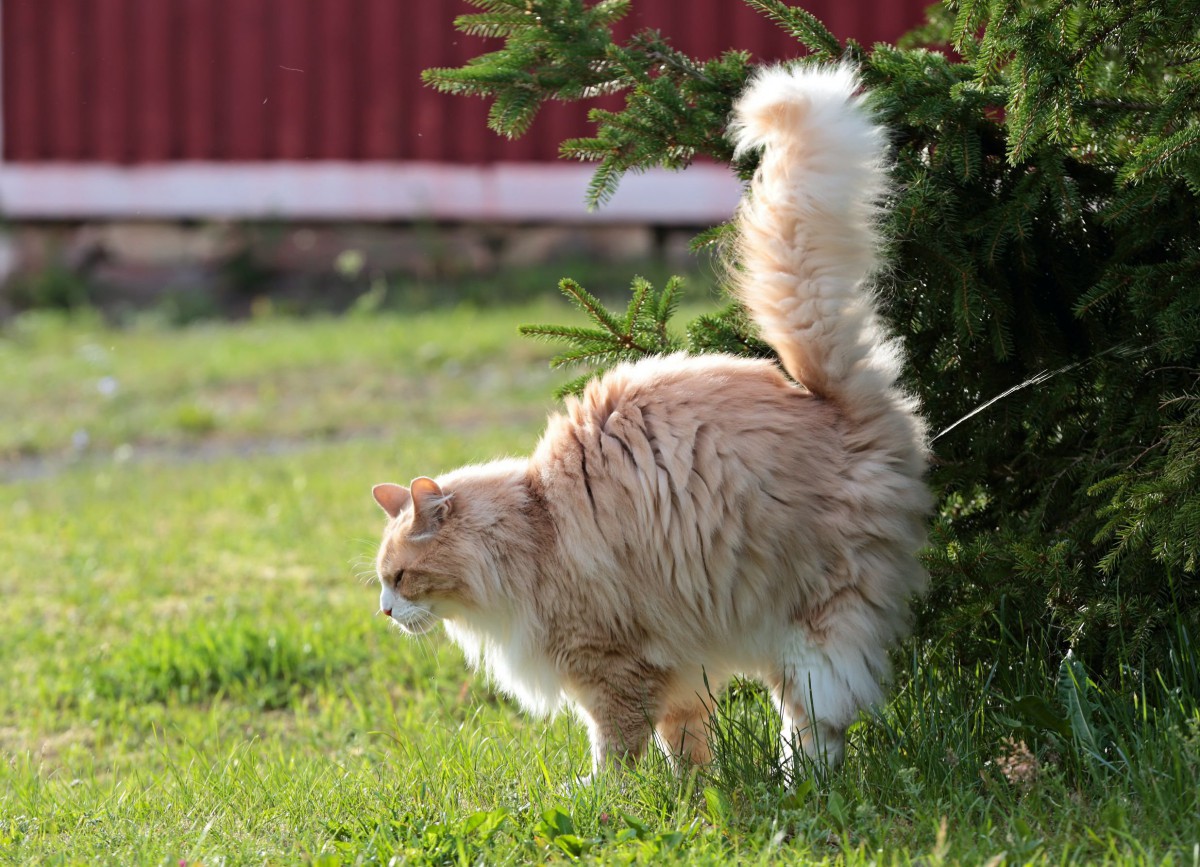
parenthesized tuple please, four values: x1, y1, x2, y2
(181, 0, 218, 159)
(316, 0, 355, 158)
(408, 0, 447, 161)
(224, 0, 269, 158)
(273, 0, 313, 159)
(688, 0, 723, 60)
(5, 0, 46, 159)
(46, 0, 86, 159)
(865, 0, 926, 46)
(450, 6, 504, 164)
(133, 0, 175, 160)
(362, 0, 404, 159)
(92, 0, 132, 162)
(77, 0, 104, 159)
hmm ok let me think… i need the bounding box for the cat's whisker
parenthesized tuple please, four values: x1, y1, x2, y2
(415, 624, 442, 666)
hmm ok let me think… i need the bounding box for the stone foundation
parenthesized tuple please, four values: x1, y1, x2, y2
(0, 221, 708, 318)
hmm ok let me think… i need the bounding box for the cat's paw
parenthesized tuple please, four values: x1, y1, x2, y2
(562, 767, 625, 795)
(562, 769, 600, 793)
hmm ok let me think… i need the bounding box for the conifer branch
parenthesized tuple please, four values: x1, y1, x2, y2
(742, 0, 841, 60)
(517, 275, 686, 396)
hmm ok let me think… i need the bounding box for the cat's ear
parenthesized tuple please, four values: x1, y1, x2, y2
(410, 476, 452, 536)
(372, 483, 411, 519)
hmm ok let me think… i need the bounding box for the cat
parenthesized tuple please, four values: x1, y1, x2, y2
(370, 63, 931, 776)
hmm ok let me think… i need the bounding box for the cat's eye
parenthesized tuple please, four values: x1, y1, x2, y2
(393, 569, 406, 588)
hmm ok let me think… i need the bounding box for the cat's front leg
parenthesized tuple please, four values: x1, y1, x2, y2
(579, 694, 655, 774)
(570, 667, 668, 776)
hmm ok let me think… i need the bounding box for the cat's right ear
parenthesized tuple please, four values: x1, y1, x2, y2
(409, 476, 451, 537)
(372, 483, 411, 519)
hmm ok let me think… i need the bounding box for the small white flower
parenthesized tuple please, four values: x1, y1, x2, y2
(97, 376, 119, 397)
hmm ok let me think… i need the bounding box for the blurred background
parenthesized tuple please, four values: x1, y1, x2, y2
(0, 0, 927, 319)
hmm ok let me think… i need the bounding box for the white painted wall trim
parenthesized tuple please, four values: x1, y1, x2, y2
(0, 161, 743, 224)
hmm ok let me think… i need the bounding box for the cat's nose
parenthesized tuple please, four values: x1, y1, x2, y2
(382, 608, 393, 618)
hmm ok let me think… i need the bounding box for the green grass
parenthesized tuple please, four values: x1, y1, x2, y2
(0, 302, 567, 464)
(2, 304, 1199, 864)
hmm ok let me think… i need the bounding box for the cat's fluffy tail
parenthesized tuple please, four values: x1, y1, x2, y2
(729, 64, 903, 420)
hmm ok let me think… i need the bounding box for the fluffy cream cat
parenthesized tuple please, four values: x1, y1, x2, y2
(370, 64, 930, 775)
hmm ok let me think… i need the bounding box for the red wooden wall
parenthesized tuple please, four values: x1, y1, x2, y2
(3, 0, 930, 164)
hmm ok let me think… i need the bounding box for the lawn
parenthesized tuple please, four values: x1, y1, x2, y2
(2, 302, 1198, 864)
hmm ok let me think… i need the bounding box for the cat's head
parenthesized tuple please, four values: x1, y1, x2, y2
(371, 476, 476, 635)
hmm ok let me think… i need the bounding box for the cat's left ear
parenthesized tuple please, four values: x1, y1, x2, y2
(372, 483, 411, 519)
(410, 476, 452, 536)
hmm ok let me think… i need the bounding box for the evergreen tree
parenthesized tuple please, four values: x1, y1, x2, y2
(424, 0, 1200, 674)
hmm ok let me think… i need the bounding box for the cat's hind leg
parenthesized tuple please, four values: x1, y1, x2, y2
(654, 692, 716, 769)
(769, 622, 889, 771)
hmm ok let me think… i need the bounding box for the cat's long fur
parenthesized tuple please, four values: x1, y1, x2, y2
(371, 64, 931, 774)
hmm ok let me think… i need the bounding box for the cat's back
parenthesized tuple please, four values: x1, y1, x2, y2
(579, 351, 830, 441)
(534, 353, 847, 550)
(525, 352, 863, 645)
(538, 351, 841, 479)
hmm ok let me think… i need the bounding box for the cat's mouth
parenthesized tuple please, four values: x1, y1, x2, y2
(387, 608, 438, 635)
(381, 599, 438, 635)
(396, 618, 437, 636)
